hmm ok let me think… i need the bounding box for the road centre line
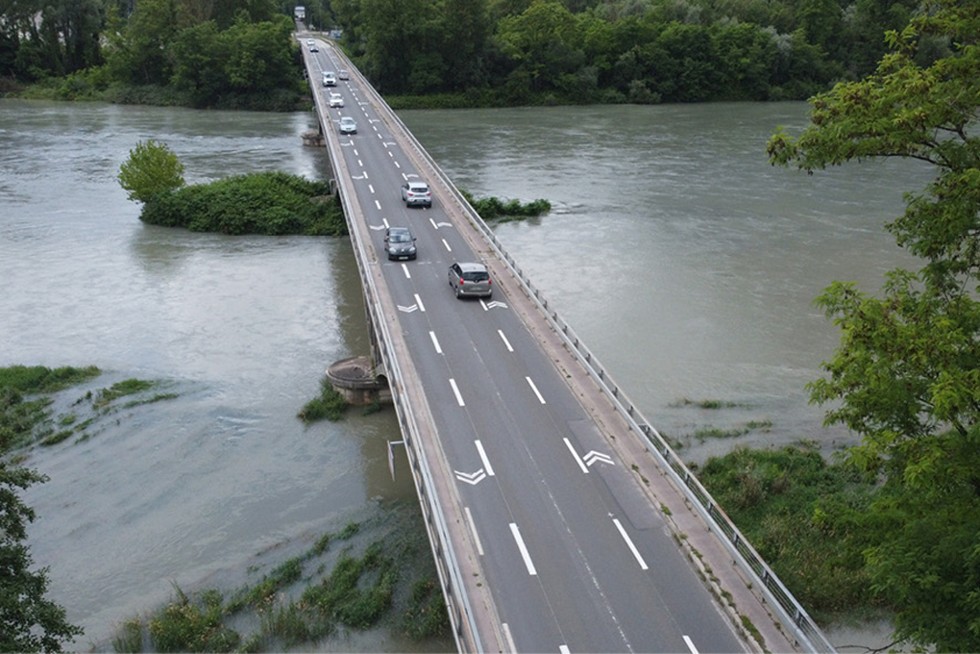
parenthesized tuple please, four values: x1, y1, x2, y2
(563, 438, 589, 474)
(442, 238, 452, 252)
(352, 148, 359, 156)
(449, 378, 464, 406)
(374, 200, 381, 210)
(474, 440, 495, 476)
(683, 635, 699, 654)
(464, 507, 484, 556)
(429, 331, 442, 354)
(526, 376, 546, 404)
(612, 518, 649, 570)
(497, 329, 514, 352)
(509, 523, 537, 575)
(368, 183, 375, 194)
(401, 262, 411, 278)
(414, 293, 425, 312)
(358, 159, 363, 167)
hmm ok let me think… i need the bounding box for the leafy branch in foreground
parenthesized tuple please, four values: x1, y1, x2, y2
(768, 1, 980, 649)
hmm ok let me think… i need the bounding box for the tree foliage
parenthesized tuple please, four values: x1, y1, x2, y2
(768, 0, 980, 648)
(0, 463, 83, 653)
(118, 139, 185, 204)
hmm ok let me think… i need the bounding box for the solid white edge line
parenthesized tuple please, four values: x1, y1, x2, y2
(414, 293, 425, 312)
(526, 376, 546, 404)
(449, 378, 464, 406)
(683, 635, 699, 654)
(464, 507, 484, 556)
(502, 623, 517, 653)
(612, 518, 649, 570)
(429, 331, 442, 355)
(509, 523, 537, 575)
(563, 438, 589, 474)
(474, 439, 495, 476)
(497, 329, 514, 352)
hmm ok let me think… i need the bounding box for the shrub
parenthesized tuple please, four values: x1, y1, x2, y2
(141, 172, 345, 236)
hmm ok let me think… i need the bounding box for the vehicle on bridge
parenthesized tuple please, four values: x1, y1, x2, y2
(338, 69, 350, 81)
(448, 262, 492, 299)
(339, 116, 357, 134)
(322, 71, 336, 87)
(400, 180, 432, 208)
(384, 227, 417, 260)
(328, 92, 343, 108)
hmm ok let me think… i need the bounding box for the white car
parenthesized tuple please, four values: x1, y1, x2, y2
(321, 71, 336, 87)
(328, 92, 343, 108)
(339, 116, 357, 134)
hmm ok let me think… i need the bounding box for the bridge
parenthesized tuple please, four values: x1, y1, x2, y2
(299, 33, 836, 654)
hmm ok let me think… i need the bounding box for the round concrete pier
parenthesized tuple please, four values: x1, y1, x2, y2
(325, 356, 391, 405)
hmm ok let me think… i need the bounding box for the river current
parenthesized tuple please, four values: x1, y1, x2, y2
(0, 98, 928, 650)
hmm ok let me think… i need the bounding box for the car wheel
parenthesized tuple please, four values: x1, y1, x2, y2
(454, 286, 461, 298)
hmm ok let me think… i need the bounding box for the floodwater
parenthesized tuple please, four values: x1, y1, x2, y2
(1, 98, 929, 650)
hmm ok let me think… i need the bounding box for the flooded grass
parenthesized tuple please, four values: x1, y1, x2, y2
(0, 365, 179, 455)
(109, 505, 451, 652)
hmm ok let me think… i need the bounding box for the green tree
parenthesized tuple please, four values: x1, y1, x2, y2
(768, 0, 980, 649)
(118, 140, 185, 203)
(0, 463, 83, 653)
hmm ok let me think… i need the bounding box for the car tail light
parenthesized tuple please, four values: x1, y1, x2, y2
(458, 277, 465, 285)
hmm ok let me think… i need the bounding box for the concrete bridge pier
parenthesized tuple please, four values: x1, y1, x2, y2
(325, 355, 391, 405)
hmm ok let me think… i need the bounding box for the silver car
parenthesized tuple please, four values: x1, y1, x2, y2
(339, 116, 357, 134)
(448, 262, 492, 299)
(384, 226, 417, 260)
(401, 180, 432, 208)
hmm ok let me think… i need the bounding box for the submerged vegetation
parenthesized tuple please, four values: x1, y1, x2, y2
(0, 365, 178, 456)
(111, 508, 450, 652)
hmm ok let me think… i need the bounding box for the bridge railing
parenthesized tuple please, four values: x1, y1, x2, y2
(305, 61, 485, 653)
(363, 91, 836, 654)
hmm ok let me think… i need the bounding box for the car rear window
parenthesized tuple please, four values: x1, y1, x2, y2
(462, 271, 489, 282)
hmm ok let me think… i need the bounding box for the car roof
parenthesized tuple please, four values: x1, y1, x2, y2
(387, 226, 411, 234)
(406, 180, 428, 188)
(455, 262, 487, 272)
(340, 116, 355, 122)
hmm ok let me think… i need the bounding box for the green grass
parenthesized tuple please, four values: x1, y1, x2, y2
(0, 365, 100, 394)
(297, 378, 349, 423)
(697, 444, 881, 620)
(670, 397, 749, 409)
(93, 379, 156, 409)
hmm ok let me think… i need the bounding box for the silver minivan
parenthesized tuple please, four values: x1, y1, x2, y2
(448, 262, 492, 299)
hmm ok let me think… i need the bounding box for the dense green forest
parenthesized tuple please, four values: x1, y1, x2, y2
(1, 0, 929, 107)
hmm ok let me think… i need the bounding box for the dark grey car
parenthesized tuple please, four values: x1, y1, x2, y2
(384, 227, 417, 260)
(448, 262, 492, 299)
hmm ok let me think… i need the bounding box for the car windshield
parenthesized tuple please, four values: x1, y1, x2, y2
(390, 232, 411, 243)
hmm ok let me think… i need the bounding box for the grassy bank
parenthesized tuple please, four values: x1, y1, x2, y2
(695, 443, 886, 623)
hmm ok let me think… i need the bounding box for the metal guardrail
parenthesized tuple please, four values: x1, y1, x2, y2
(303, 54, 484, 652)
(307, 37, 835, 654)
